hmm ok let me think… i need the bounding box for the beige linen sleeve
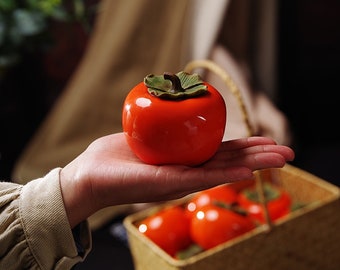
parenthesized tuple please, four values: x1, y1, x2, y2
(0, 168, 91, 270)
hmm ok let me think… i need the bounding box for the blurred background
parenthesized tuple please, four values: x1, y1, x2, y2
(0, 0, 98, 179)
(0, 0, 339, 268)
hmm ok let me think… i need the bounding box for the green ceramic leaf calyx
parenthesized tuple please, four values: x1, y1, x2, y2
(144, 71, 208, 100)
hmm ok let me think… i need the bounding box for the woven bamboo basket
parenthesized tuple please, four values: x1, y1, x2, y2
(123, 60, 340, 270)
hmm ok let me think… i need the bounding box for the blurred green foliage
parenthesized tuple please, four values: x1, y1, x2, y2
(0, 0, 95, 67)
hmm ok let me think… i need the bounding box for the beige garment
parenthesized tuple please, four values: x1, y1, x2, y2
(0, 169, 91, 269)
(12, 0, 291, 229)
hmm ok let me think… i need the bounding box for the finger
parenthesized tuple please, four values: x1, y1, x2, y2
(214, 144, 295, 162)
(205, 151, 288, 171)
(238, 152, 288, 170)
(218, 136, 277, 152)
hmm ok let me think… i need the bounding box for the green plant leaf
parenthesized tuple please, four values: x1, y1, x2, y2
(13, 9, 46, 35)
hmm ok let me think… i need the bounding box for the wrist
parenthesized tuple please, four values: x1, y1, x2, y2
(60, 165, 96, 228)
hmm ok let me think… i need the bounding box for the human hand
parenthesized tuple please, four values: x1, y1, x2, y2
(60, 132, 294, 228)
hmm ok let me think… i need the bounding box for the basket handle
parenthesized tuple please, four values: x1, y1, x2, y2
(184, 59, 273, 231)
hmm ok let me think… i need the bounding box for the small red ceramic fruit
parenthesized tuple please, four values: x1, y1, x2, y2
(122, 71, 226, 166)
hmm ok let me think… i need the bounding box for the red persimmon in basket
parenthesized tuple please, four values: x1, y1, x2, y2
(122, 71, 226, 166)
(237, 182, 292, 224)
(190, 204, 255, 250)
(185, 184, 238, 219)
(137, 206, 192, 257)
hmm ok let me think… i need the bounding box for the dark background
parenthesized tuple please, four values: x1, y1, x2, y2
(1, 1, 339, 269)
(277, 0, 340, 187)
